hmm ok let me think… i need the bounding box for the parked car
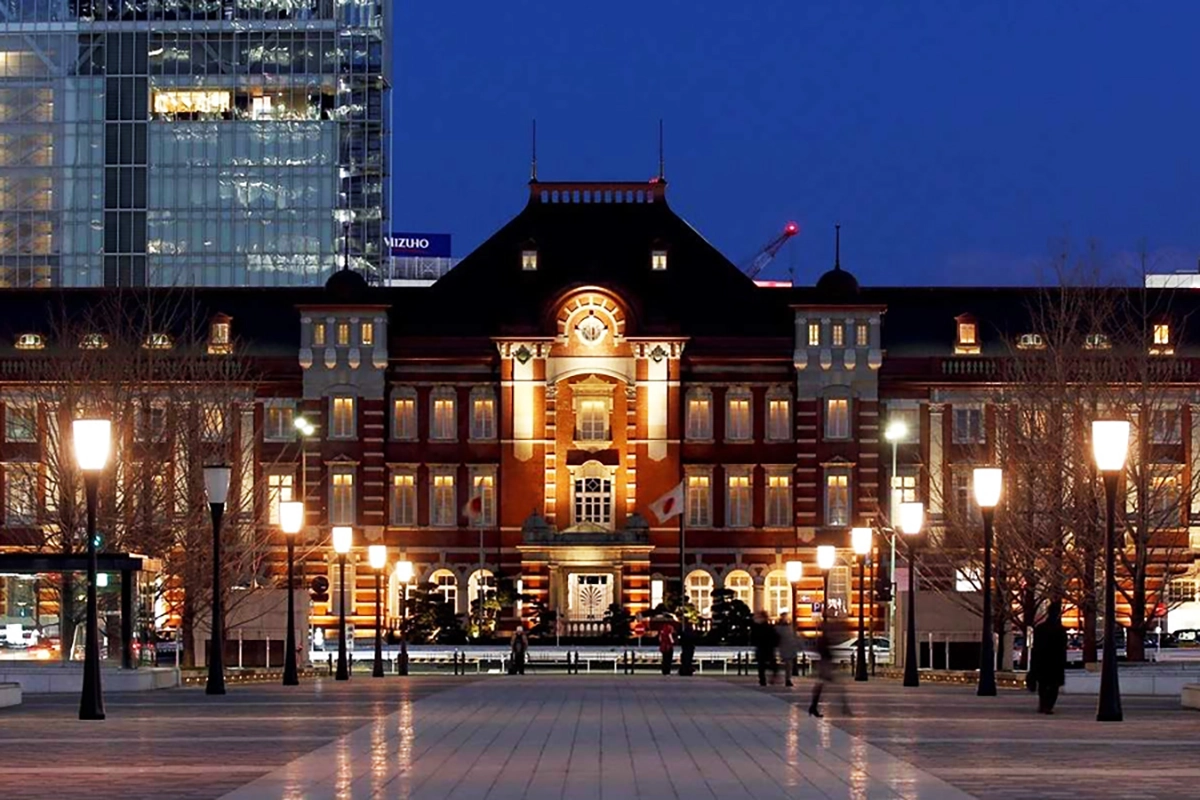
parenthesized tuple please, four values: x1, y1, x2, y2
(1173, 629, 1200, 647)
(828, 636, 891, 664)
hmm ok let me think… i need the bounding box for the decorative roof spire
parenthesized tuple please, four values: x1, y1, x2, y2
(834, 223, 842, 271)
(658, 119, 665, 181)
(530, 119, 538, 181)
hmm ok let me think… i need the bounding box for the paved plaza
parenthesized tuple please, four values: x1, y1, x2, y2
(1, 674, 1198, 799)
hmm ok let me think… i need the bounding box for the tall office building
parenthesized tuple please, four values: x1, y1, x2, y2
(0, 1, 388, 288)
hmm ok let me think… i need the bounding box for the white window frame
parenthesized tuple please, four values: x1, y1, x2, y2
(725, 467, 752, 528)
(330, 395, 356, 440)
(765, 469, 791, 528)
(6, 404, 38, 443)
(952, 406, 985, 444)
(725, 388, 752, 442)
(575, 397, 611, 443)
(430, 387, 457, 442)
(825, 397, 850, 440)
(686, 469, 713, 528)
(329, 467, 355, 526)
(766, 570, 790, 619)
(265, 471, 295, 527)
(766, 392, 791, 442)
(685, 388, 713, 441)
(571, 461, 614, 529)
(391, 388, 418, 441)
(469, 466, 498, 527)
(263, 401, 295, 442)
(724, 570, 753, 607)
(389, 468, 417, 527)
(4, 462, 36, 525)
(469, 388, 497, 442)
(807, 322, 820, 347)
(686, 570, 714, 617)
(430, 466, 457, 527)
(651, 250, 668, 271)
(1150, 407, 1183, 445)
(431, 569, 458, 608)
(825, 469, 850, 527)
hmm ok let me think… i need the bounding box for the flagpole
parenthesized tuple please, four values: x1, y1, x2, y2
(678, 512, 686, 628)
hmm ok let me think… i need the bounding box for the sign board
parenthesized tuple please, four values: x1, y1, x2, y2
(387, 232, 451, 258)
(1154, 602, 1167, 618)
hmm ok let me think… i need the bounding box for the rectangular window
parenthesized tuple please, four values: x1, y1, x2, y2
(825, 473, 849, 527)
(1154, 323, 1171, 345)
(958, 322, 977, 345)
(1151, 408, 1182, 444)
(726, 394, 751, 441)
(573, 472, 613, 527)
(360, 322, 374, 346)
(4, 405, 36, 442)
(312, 323, 326, 346)
(651, 250, 668, 271)
(330, 396, 355, 439)
(767, 398, 790, 441)
(686, 394, 712, 440)
(431, 470, 456, 526)
(266, 473, 294, 526)
(892, 473, 918, 503)
(336, 322, 350, 346)
(1150, 468, 1183, 527)
(1168, 578, 1197, 604)
(766, 474, 790, 527)
(825, 398, 850, 439)
(4, 464, 36, 525)
(807, 322, 820, 347)
(687, 474, 712, 527)
(952, 407, 985, 444)
(471, 471, 497, 526)
(471, 395, 496, 440)
(521, 250, 538, 271)
(330, 470, 355, 525)
(264, 403, 294, 441)
(392, 395, 417, 440)
(726, 472, 751, 528)
(390, 471, 416, 526)
(577, 399, 609, 442)
(952, 472, 977, 524)
(201, 403, 226, 442)
(135, 404, 167, 442)
(431, 393, 457, 440)
(208, 321, 231, 354)
(856, 322, 869, 347)
(831, 324, 845, 347)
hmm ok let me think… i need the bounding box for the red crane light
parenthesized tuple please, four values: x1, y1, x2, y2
(784, 221, 799, 236)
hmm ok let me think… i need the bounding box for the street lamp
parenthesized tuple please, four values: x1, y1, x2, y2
(203, 464, 232, 696)
(395, 560, 414, 676)
(1093, 419, 1130, 722)
(279, 500, 304, 686)
(973, 467, 1003, 697)
(368, 544, 387, 678)
(817, 545, 835, 619)
(884, 419, 908, 665)
(898, 501, 924, 687)
(785, 560, 803, 632)
(851, 527, 872, 682)
(332, 526, 353, 681)
(72, 418, 110, 721)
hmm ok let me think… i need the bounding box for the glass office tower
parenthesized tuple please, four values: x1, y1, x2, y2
(0, 1, 388, 287)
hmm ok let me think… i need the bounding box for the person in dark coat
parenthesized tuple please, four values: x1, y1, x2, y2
(1029, 601, 1068, 714)
(679, 624, 697, 676)
(751, 611, 779, 686)
(809, 622, 851, 718)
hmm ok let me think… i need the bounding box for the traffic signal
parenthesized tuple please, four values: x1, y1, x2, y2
(874, 565, 892, 602)
(309, 575, 329, 603)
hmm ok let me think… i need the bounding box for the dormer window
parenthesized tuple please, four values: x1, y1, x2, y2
(360, 322, 374, 346)
(312, 322, 326, 346)
(1085, 333, 1111, 350)
(955, 315, 980, 355)
(1151, 322, 1174, 355)
(1017, 333, 1045, 350)
(831, 324, 845, 347)
(855, 322, 869, 347)
(80, 333, 108, 350)
(208, 319, 231, 355)
(807, 322, 820, 347)
(651, 250, 668, 271)
(143, 333, 173, 350)
(15, 333, 44, 351)
(521, 249, 538, 271)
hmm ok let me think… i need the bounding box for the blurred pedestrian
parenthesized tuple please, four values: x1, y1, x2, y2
(775, 614, 799, 688)
(1029, 601, 1067, 714)
(751, 611, 779, 686)
(809, 622, 850, 718)
(679, 624, 697, 676)
(509, 624, 529, 675)
(659, 621, 676, 675)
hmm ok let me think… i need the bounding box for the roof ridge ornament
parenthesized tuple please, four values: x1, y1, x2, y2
(834, 223, 842, 272)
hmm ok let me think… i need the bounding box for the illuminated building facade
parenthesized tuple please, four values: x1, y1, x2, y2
(0, 0, 388, 288)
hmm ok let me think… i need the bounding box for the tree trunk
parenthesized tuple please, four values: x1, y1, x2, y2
(59, 572, 74, 664)
(181, 592, 196, 668)
(1082, 550, 1098, 664)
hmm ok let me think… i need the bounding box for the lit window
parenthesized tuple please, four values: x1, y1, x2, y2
(336, 322, 350, 346)
(390, 471, 416, 526)
(1151, 408, 1182, 445)
(143, 333, 172, 350)
(4, 404, 36, 442)
(573, 463, 613, 527)
(430, 469, 456, 527)
(1085, 333, 1110, 350)
(831, 324, 845, 347)
(431, 389, 457, 440)
(360, 322, 374, 346)
(726, 472, 752, 528)
(1154, 324, 1171, 345)
(726, 390, 751, 441)
(807, 322, 820, 347)
(431, 569, 457, 607)
(1151, 467, 1183, 527)
(856, 322, 869, 347)
(79, 333, 108, 350)
(521, 250, 538, 271)
(952, 472, 978, 524)
(470, 392, 496, 440)
(825, 398, 850, 439)
(825, 472, 850, 527)
(208, 320, 231, 354)
(152, 89, 232, 117)
(392, 391, 417, 440)
(892, 473, 918, 503)
(330, 470, 355, 525)
(4, 464, 36, 526)
(651, 578, 665, 610)
(955, 317, 980, 354)
(686, 571, 713, 617)
(766, 570, 790, 619)
(577, 398, 609, 442)
(767, 397, 790, 441)
(958, 322, 977, 345)
(201, 403, 226, 441)
(766, 473, 791, 527)
(266, 473, 294, 526)
(725, 570, 753, 606)
(264, 403, 294, 441)
(14, 333, 43, 350)
(312, 323, 326, 346)
(330, 396, 355, 438)
(1017, 333, 1045, 350)
(136, 403, 167, 442)
(687, 473, 712, 527)
(471, 471, 497, 526)
(686, 391, 713, 440)
(952, 407, 985, 444)
(651, 250, 668, 271)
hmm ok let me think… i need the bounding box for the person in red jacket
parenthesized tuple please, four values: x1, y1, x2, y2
(659, 622, 676, 675)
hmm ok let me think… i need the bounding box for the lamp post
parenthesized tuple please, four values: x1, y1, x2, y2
(202, 464, 232, 696)
(785, 560, 803, 631)
(332, 526, 352, 681)
(369, 545, 387, 678)
(899, 501, 924, 687)
(73, 418, 111, 721)
(973, 467, 1003, 697)
(279, 500, 304, 686)
(1093, 419, 1130, 722)
(885, 419, 908, 662)
(851, 527, 872, 682)
(816, 545, 835, 620)
(294, 416, 315, 503)
(395, 560, 413, 676)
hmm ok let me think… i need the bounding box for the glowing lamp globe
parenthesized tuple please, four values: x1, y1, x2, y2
(1092, 420, 1131, 472)
(368, 544, 387, 570)
(332, 526, 352, 555)
(72, 419, 111, 472)
(851, 527, 872, 556)
(817, 545, 836, 571)
(785, 560, 803, 583)
(884, 420, 908, 443)
(203, 464, 232, 506)
(395, 560, 414, 584)
(973, 467, 1003, 509)
(279, 501, 305, 535)
(898, 502, 924, 536)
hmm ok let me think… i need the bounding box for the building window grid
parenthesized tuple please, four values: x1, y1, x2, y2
(266, 473, 294, 526)
(470, 394, 496, 441)
(573, 475, 613, 527)
(766, 571, 790, 620)
(767, 397, 791, 441)
(766, 474, 791, 527)
(336, 322, 350, 346)
(952, 407, 985, 444)
(431, 471, 456, 527)
(686, 392, 713, 441)
(392, 392, 417, 441)
(360, 322, 374, 346)
(686, 571, 713, 617)
(4, 464, 37, 525)
(471, 471, 497, 527)
(1150, 408, 1183, 445)
(831, 324, 845, 348)
(330, 396, 355, 439)
(577, 398, 610, 442)
(726, 392, 752, 441)
(687, 474, 712, 527)
(312, 323, 326, 347)
(431, 391, 457, 441)
(807, 322, 820, 347)
(825, 398, 850, 439)
(825, 472, 850, 527)
(390, 471, 416, 527)
(855, 322, 869, 347)
(726, 472, 752, 528)
(264, 403, 295, 441)
(330, 470, 354, 526)
(725, 571, 753, 607)
(4, 405, 36, 443)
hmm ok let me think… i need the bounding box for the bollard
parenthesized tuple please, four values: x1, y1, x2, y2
(453, 650, 460, 676)
(327, 653, 333, 675)
(800, 653, 809, 677)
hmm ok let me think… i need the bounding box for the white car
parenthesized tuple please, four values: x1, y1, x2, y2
(829, 636, 890, 664)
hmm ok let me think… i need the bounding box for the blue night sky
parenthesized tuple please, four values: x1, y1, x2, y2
(392, 2, 1199, 286)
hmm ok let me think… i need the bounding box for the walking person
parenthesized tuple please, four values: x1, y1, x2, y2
(809, 622, 851, 718)
(751, 611, 779, 686)
(509, 623, 529, 675)
(659, 621, 676, 675)
(775, 614, 799, 688)
(1029, 601, 1067, 714)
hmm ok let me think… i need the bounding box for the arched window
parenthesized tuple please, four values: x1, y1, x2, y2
(765, 570, 790, 620)
(724, 570, 753, 607)
(572, 460, 614, 528)
(467, 569, 495, 607)
(429, 569, 457, 609)
(686, 570, 714, 617)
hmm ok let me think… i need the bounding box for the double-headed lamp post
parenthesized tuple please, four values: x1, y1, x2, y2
(816, 545, 836, 620)
(851, 527, 872, 682)
(1093, 419, 1130, 722)
(368, 544, 387, 678)
(899, 501, 924, 687)
(973, 467, 1003, 697)
(204, 464, 232, 696)
(279, 501, 305, 686)
(332, 526, 353, 681)
(785, 560, 803, 631)
(395, 560, 414, 676)
(73, 418, 111, 721)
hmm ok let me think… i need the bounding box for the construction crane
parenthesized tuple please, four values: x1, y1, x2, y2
(741, 222, 799, 280)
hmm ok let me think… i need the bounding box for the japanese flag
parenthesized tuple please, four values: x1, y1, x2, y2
(463, 494, 484, 520)
(649, 481, 685, 523)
